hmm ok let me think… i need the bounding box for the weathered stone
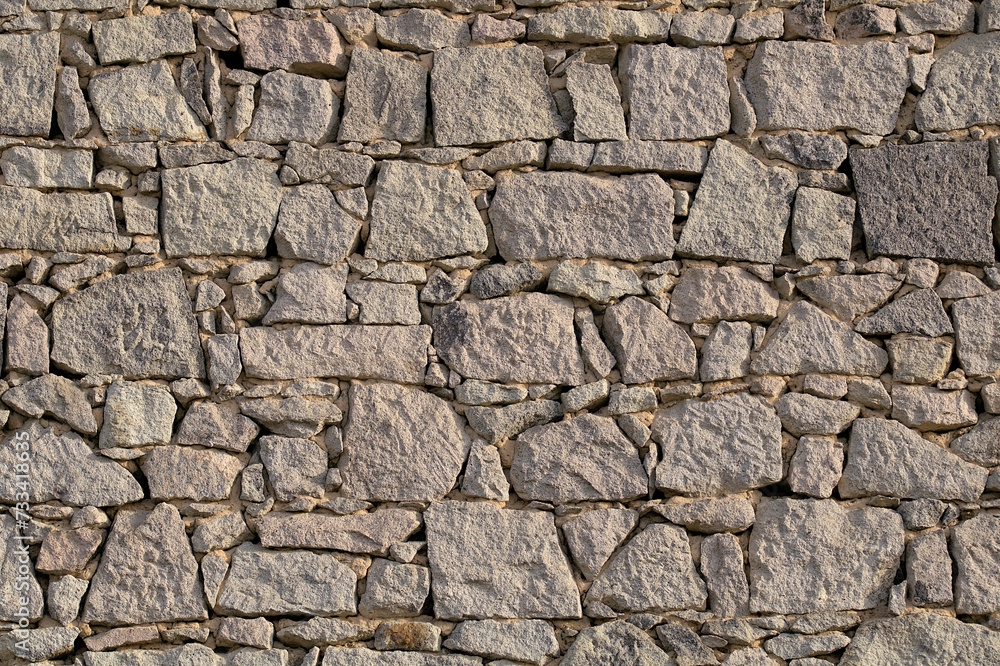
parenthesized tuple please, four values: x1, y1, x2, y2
(0, 33, 59, 137)
(469, 263, 544, 300)
(561, 621, 673, 666)
(603, 296, 697, 384)
(898, 0, 974, 34)
(562, 508, 638, 581)
(887, 337, 953, 384)
(424, 501, 581, 620)
(652, 393, 782, 496)
(526, 6, 673, 43)
(55, 65, 91, 140)
(89, 60, 207, 143)
(0, 627, 79, 662)
(239, 324, 431, 383)
(890, 385, 977, 432)
(141, 446, 244, 501)
(749, 498, 904, 613)
(471, 13, 525, 42)
(444, 620, 557, 666)
(548, 261, 643, 303)
(490, 170, 675, 261)
(431, 45, 565, 146)
(918, 33, 1000, 130)
(952, 417, 1000, 466)
(192, 511, 253, 552)
(359, 559, 429, 618)
(262, 263, 348, 325)
(953, 290, 1000, 375)
(48, 574, 89, 625)
(787, 436, 843, 499)
(376, 9, 470, 51)
(259, 435, 327, 501)
(93, 12, 196, 64)
(238, 15, 348, 76)
(339, 48, 427, 144)
(99, 380, 176, 449)
(750, 301, 889, 376)
(461, 441, 509, 501)
(346, 281, 421, 325)
(836, 3, 897, 38)
(0, 187, 120, 253)
(285, 142, 376, 186)
(701, 532, 750, 619)
(855, 289, 953, 337)
(655, 623, 720, 665)
(671, 9, 736, 45)
(765, 633, 850, 660)
(620, 44, 729, 140)
(1, 373, 96, 435)
(161, 158, 282, 257)
(905, 530, 952, 607)
(365, 161, 486, 261)
(745, 41, 908, 135)
(218, 617, 273, 649)
(510, 414, 646, 502)
(176, 401, 260, 452)
(655, 495, 756, 533)
(762, 131, 848, 170)
(669, 266, 780, 324)
(462, 401, 557, 441)
(797, 274, 901, 321)
(585, 523, 707, 612)
(275, 185, 362, 265)
(0, 514, 44, 621)
(791, 188, 856, 263)
(276, 617, 374, 648)
(951, 513, 1000, 614)
(321, 649, 478, 665)
(700, 321, 753, 381)
(775, 393, 859, 436)
(248, 71, 338, 146)
(936, 271, 991, 299)
(83, 503, 208, 625)
(840, 418, 987, 501)
(840, 613, 1000, 665)
(256, 510, 422, 555)
(218, 543, 357, 617)
(463, 140, 546, 172)
(434, 294, 584, 385)
(340, 382, 471, 501)
(589, 140, 709, 176)
(676, 140, 797, 263)
(850, 141, 997, 263)
(1, 146, 93, 189)
(0, 421, 143, 507)
(566, 62, 627, 142)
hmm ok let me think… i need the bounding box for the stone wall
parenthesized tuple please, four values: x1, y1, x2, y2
(0, 0, 999, 662)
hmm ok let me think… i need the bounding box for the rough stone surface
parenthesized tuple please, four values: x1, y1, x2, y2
(93, 12, 196, 64)
(566, 63, 627, 141)
(562, 621, 673, 666)
(562, 508, 638, 581)
(339, 48, 427, 144)
(840, 612, 1000, 665)
(669, 266, 779, 324)
(952, 289, 1000, 375)
(238, 15, 348, 76)
(142, 446, 244, 501)
(916, 33, 1000, 131)
(0, 33, 59, 137)
(0, 188, 120, 253)
(951, 513, 1000, 614)
(603, 296, 697, 384)
(256, 510, 422, 555)
(248, 71, 339, 146)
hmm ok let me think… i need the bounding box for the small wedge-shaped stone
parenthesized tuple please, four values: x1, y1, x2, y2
(915, 33, 1000, 131)
(55, 66, 91, 139)
(1, 374, 96, 435)
(490, 171, 675, 261)
(365, 161, 486, 261)
(951, 513, 1000, 614)
(161, 158, 283, 257)
(276, 185, 361, 265)
(751, 300, 889, 376)
(603, 296, 697, 384)
(0, 188, 121, 253)
(339, 48, 427, 144)
(255, 510, 422, 555)
(840, 418, 987, 502)
(585, 523, 708, 613)
(856, 289, 952, 337)
(0, 422, 143, 507)
(89, 60, 207, 143)
(341, 383, 472, 502)
(562, 621, 673, 666)
(562, 508, 638, 580)
(953, 290, 1000, 375)
(797, 273, 902, 321)
(142, 446, 244, 501)
(51, 268, 205, 379)
(218, 543, 357, 617)
(840, 613, 1000, 666)
(425, 501, 581, 620)
(83, 503, 208, 625)
(676, 140, 797, 264)
(238, 15, 348, 76)
(669, 266, 780, 324)
(93, 12, 196, 64)
(434, 294, 585, 385)
(749, 498, 904, 613)
(511, 414, 647, 503)
(652, 393, 782, 496)
(745, 40, 908, 135)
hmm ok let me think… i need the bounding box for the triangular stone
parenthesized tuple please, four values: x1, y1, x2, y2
(855, 288, 953, 336)
(562, 508, 639, 580)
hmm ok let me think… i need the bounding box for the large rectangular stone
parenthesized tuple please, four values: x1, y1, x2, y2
(0, 187, 124, 253)
(0, 33, 59, 137)
(92, 12, 196, 65)
(489, 171, 675, 261)
(239, 324, 431, 383)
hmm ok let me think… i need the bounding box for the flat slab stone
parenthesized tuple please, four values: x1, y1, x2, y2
(840, 418, 987, 502)
(322, 649, 481, 666)
(218, 543, 357, 617)
(161, 158, 283, 257)
(83, 503, 208, 625)
(0, 33, 59, 137)
(433, 294, 585, 385)
(176, 402, 260, 452)
(676, 140, 797, 263)
(340, 383, 471, 502)
(256, 510, 422, 555)
(285, 142, 376, 186)
(651, 393, 783, 496)
(0, 146, 94, 189)
(850, 141, 997, 264)
(92, 12, 196, 65)
(89, 60, 208, 143)
(526, 6, 672, 43)
(840, 613, 1000, 666)
(588, 140, 708, 175)
(749, 498, 905, 614)
(239, 325, 430, 383)
(430, 45, 566, 146)
(585, 523, 708, 613)
(424, 501, 581, 620)
(620, 44, 730, 140)
(489, 171, 675, 261)
(238, 15, 348, 76)
(916, 33, 1000, 131)
(750, 300, 888, 376)
(510, 414, 647, 502)
(443, 619, 557, 665)
(745, 40, 908, 135)
(339, 48, 427, 144)
(375, 8, 470, 52)
(602, 296, 697, 384)
(0, 188, 121, 253)
(51, 268, 205, 380)
(951, 417, 1000, 466)
(0, 421, 143, 507)
(365, 161, 487, 261)
(668, 266, 780, 324)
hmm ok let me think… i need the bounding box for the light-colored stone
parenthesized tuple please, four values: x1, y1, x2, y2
(256, 510, 422, 555)
(953, 290, 1000, 375)
(566, 62, 627, 142)
(701, 532, 750, 618)
(99, 380, 176, 449)
(669, 266, 780, 324)
(359, 559, 430, 618)
(890, 385, 978, 432)
(840, 612, 1000, 665)
(700, 320, 753, 381)
(951, 513, 1000, 614)
(93, 12, 196, 64)
(0, 33, 59, 137)
(787, 436, 843, 498)
(339, 48, 427, 144)
(775, 393, 859, 436)
(141, 446, 244, 501)
(791, 188, 855, 263)
(603, 296, 697, 384)
(562, 621, 673, 666)
(1, 373, 96, 435)
(376, 9, 471, 52)
(260, 435, 328, 501)
(238, 15, 348, 76)
(248, 71, 338, 146)
(562, 508, 638, 581)
(797, 273, 901, 321)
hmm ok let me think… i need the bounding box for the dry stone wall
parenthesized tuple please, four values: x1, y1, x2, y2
(2, 0, 1000, 661)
